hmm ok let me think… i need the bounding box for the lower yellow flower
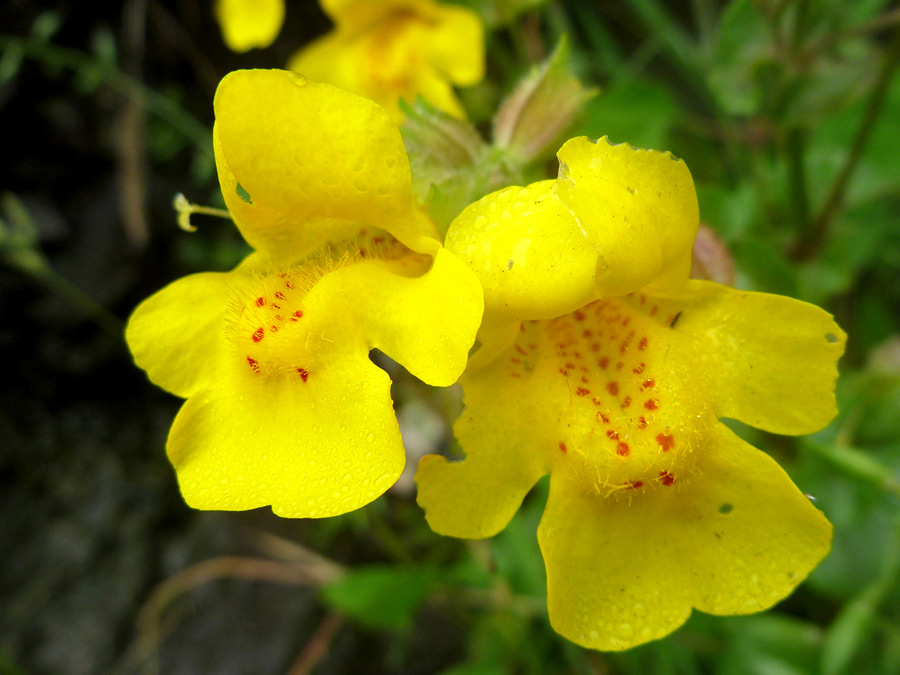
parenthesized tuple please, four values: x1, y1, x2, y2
(127, 70, 483, 518)
(416, 138, 846, 650)
(288, 0, 484, 121)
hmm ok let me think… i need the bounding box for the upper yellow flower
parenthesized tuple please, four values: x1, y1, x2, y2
(127, 69, 482, 518)
(288, 0, 484, 122)
(416, 137, 846, 650)
(216, 0, 285, 52)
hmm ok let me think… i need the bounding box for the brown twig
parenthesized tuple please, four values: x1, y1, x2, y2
(111, 554, 343, 675)
(285, 613, 344, 675)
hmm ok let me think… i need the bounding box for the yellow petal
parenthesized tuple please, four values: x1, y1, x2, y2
(445, 180, 600, 319)
(213, 69, 435, 258)
(662, 280, 846, 435)
(320, 0, 430, 30)
(556, 137, 699, 296)
(322, 248, 483, 386)
(126, 272, 230, 398)
(287, 34, 367, 107)
(538, 424, 832, 651)
(445, 138, 699, 319)
(426, 4, 485, 86)
(415, 349, 555, 537)
(168, 342, 404, 518)
(215, 0, 285, 52)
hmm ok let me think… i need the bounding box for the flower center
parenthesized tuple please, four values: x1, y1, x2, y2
(505, 293, 711, 497)
(226, 230, 408, 383)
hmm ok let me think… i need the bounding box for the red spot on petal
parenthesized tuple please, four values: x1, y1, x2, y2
(616, 442, 630, 456)
(650, 305, 658, 316)
(656, 433, 675, 451)
(659, 470, 675, 485)
(622, 396, 631, 408)
(591, 343, 600, 352)
(633, 362, 646, 374)
(558, 441, 567, 453)
(582, 329, 593, 338)
(284, 279, 295, 290)
(607, 382, 619, 395)
(580, 376, 589, 383)
(511, 372, 521, 378)
(641, 379, 655, 391)
(639, 337, 648, 351)
(275, 291, 286, 300)
(638, 416, 648, 429)
(252, 327, 264, 342)
(576, 387, 590, 396)
(574, 310, 586, 321)
(559, 369, 568, 376)
(290, 310, 304, 322)
(597, 411, 610, 424)
(372, 236, 385, 244)
(599, 357, 609, 369)
(626, 480, 643, 490)
(606, 429, 619, 440)
(616, 361, 623, 370)
(255, 297, 266, 307)
(515, 344, 528, 356)
(622, 317, 631, 327)
(644, 398, 659, 411)
(640, 294, 646, 305)
(270, 325, 279, 332)
(297, 368, 309, 382)
(246, 356, 260, 373)
(510, 357, 521, 364)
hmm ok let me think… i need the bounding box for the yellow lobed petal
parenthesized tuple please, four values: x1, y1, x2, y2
(167, 343, 404, 518)
(445, 138, 699, 323)
(415, 338, 557, 537)
(213, 69, 436, 258)
(215, 0, 285, 52)
(312, 247, 483, 386)
(320, 0, 430, 29)
(539, 423, 832, 651)
(422, 3, 485, 86)
(661, 280, 846, 435)
(126, 271, 231, 398)
(445, 180, 599, 321)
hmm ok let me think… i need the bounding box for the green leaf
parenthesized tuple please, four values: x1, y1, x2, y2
(491, 477, 548, 597)
(705, 0, 771, 116)
(695, 182, 758, 244)
(321, 564, 439, 628)
(580, 77, 677, 151)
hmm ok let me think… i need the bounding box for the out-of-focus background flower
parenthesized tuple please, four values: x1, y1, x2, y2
(2, 1, 899, 673)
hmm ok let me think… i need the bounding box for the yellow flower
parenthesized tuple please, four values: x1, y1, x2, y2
(288, 0, 484, 122)
(126, 70, 482, 518)
(215, 0, 285, 52)
(416, 137, 846, 650)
